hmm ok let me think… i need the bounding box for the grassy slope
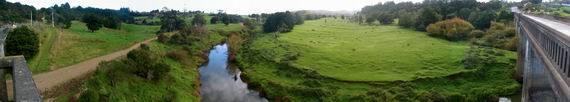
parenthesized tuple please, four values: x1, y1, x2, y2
(278, 18, 468, 81)
(29, 21, 159, 73)
(237, 18, 520, 101)
(27, 23, 59, 73)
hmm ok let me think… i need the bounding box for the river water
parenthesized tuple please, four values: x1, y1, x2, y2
(199, 44, 268, 102)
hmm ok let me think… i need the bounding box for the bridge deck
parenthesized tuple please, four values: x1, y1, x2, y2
(525, 15, 570, 36)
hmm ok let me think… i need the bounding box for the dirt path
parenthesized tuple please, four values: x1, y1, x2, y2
(7, 37, 157, 99)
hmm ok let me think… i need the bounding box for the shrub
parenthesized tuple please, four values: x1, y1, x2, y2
(504, 36, 518, 51)
(126, 48, 171, 81)
(167, 50, 189, 62)
(562, 7, 570, 14)
(468, 30, 485, 38)
(5, 26, 39, 59)
(157, 33, 169, 43)
(426, 18, 474, 40)
(481, 22, 517, 49)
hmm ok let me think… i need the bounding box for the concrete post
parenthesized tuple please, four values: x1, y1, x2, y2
(0, 28, 7, 102)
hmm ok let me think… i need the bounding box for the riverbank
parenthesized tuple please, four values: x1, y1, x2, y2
(236, 18, 521, 101)
(53, 32, 226, 101)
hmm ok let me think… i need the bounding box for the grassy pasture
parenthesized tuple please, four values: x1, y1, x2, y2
(237, 18, 520, 101)
(274, 18, 469, 81)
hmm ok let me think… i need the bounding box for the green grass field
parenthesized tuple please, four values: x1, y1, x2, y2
(237, 18, 520, 101)
(28, 21, 159, 73)
(256, 18, 469, 81)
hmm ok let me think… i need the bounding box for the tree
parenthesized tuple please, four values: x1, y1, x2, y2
(377, 13, 395, 25)
(426, 18, 474, 40)
(82, 14, 102, 32)
(497, 9, 513, 22)
(293, 11, 305, 25)
(263, 12, 296, 33)
(221, 14, 231, 25)
(356, 15, 364, 24)
(365, 17, 376, 25)
(191, 14, 207, 27)
(55, 15, 72, 29)
(159, 10, 185, 32)
(5, 26, 39, 59)
(530, 0, 542, 4)
(471, 10, 497, 29)
(210, 16, 219, 24)
(398, 12, 418, 28)
(417, 7, 442, 31)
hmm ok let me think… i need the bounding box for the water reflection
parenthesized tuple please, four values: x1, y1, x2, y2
(199, 44, 267, 102)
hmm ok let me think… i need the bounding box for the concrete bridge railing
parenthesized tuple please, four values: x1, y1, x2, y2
(515, 9, 570, 102)
(0, 26, 42, 101)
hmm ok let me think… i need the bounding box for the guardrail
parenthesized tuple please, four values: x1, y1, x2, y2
(515, 12, 570, 101)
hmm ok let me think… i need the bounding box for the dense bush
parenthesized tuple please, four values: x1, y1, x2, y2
(5, 26, 39, 59)
(426, 18, 474, 40)
(469, 30, 485, 38)
(479, 22, 516, 50)
(504, 36, 518, 51)
(563, 7, 570, 14)
(126, 48, 171, 81)
(157, 33, 169, 43)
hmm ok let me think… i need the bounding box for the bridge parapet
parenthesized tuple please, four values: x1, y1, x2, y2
(0, 26, 42, 101)
(515, 10, 570, 101)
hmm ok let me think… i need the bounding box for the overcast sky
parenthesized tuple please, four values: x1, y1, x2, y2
(7, 0, 518, 15)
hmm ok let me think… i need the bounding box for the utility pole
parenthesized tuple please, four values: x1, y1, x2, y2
(52, 8, 55, 27)
(184, 4, 187, 13)
(30, 11, 33, 26)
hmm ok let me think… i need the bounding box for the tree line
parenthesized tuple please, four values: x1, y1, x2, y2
(359, 0, 513, 31)
(0, 1, 135, 32)
(358, 0, 518, 51)
(0, 0, 36, 23)
(260, 11, 326, 33)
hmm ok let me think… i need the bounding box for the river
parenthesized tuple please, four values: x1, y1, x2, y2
(199, 43, 268, 102)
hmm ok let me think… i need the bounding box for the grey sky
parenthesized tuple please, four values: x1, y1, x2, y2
(7, 0, 516, 15)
